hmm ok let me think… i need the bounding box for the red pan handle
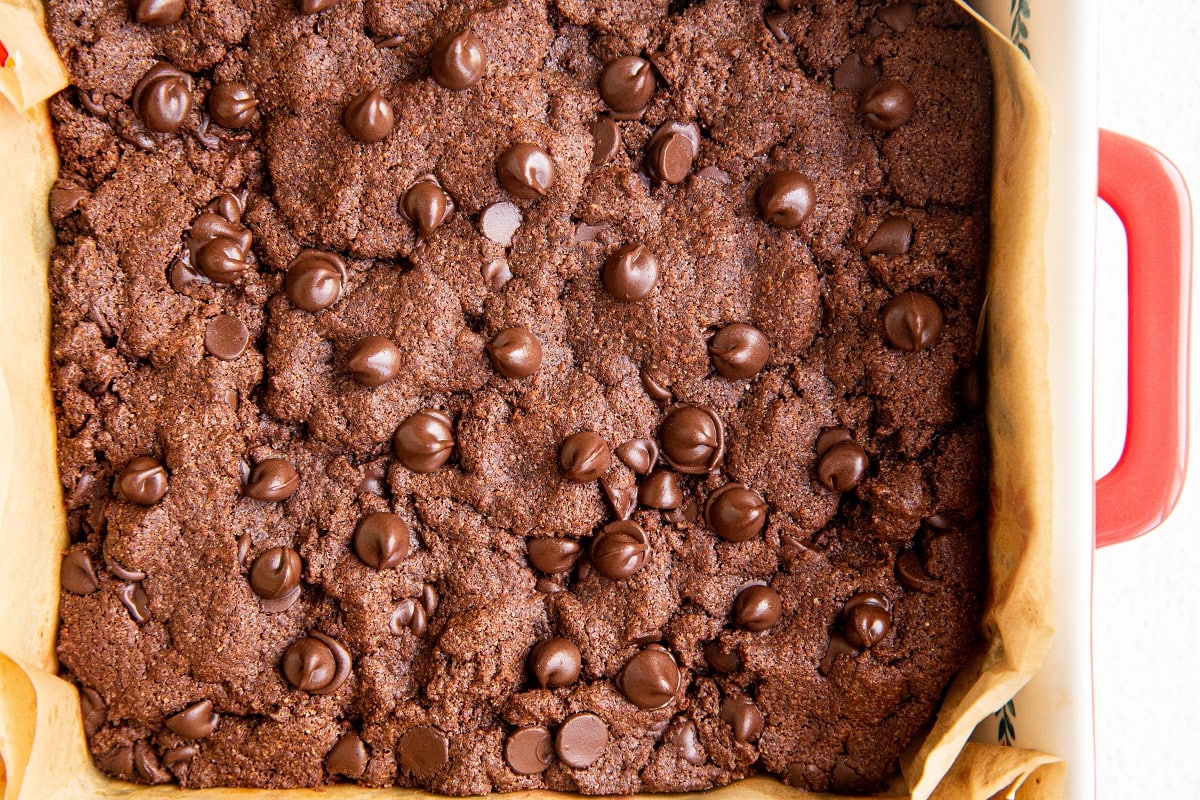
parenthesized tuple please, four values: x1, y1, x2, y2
(1095, 129, 1192, 547)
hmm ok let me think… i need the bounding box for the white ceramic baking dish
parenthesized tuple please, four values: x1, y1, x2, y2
(967, 3, 1192, 800)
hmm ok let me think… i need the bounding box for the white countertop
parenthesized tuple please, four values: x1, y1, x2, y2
(1093, 1, 1200, 797)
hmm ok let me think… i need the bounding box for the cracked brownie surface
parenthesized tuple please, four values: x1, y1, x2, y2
(48, 0, 991, 793)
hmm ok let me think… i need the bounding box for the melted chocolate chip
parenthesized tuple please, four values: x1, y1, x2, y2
(249, 546, 303, 611)
(733, 584, 781, 631)
(401, 179, 454, 238)
(204, 314, 249, 360)
(599, 56, 657, 116)
(62, 548, 100, 594)
(243, 458, 300, 501)
(486, 327, 543, 378)
(394, 409, 454, 472)
(705, 483, 768, 542)
(860, 79, 915, 131)
(708, 323, 770, 379)
(398, 726, 449, 777)
(603, 243, 659, 301)
(347, 335, 402, 387)
(131, 0, 184, 26)
(281, 631, 351, 694)
(756, 170, 816, 228)
(560, 431, 611, 483)
(115, 457, 168, 506)
(132, 63, 192, 134)
(659, 405, 725, 474)
(555, 713, 608, 769)
(165, 700, 219, 739)
(615, 438, 658, 475)
(590, 520, 649, 580)
(816, 440, 869, 493)
(119, 582, 151, 623)
(285, 250, 346, 312)
(431, 30, 487, 90)
(79, 686, 107, 734)
(897, 549, 939, 592)
(529, 637, 582, 689)
(497, 143, 556, 199)
(326, 731, 368, 779)
(527, 538, 580, 574)
(49, 185, 88, 221)
(639, 470, 684, 510)
(208, 82, 257, 129)
(703, 640, 741, 674)
(865, 215, 914, 256)
(842, 593, 892, 648)
(878, 1, 917, 33)
(615, 645, 680, 710)
(591, 116, 621, 167)
(505, 726, 554, 774)
(882, 291, 943, 351)
(833, 54, 880, 92)
(353, 512, 411, 570)
(720, 695, 764, 742)
(819, 632, 860, 676)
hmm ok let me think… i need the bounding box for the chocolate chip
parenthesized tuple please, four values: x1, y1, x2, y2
(165, 700, 219, 739)
(401, 179, 454, 238)
(119, 582, 151, 623)
(733, 584, 781, 631)
(133, 743, 168, 784)
(342, 88, 394, 143)
(815, 427, 852, 457)
(486, 327, 543, 378)
(860, 79, 915, 131)
(529, 637, 582, 689)
(603, 480, 637, 520)
(816, 440, 869, 492)
(599, 56, 657, 116)
(697, 165, 732, 184)
(50, 185, 88, 220)
(398, 726, 449, 778)
(353, 512, 411, 570)
(720, 695, 764, 743)
(131, 0, 184, 26)
(616, 438, 658, 475)
(62, 549, 100, 594)
(430, 30, 487, 90)
(865, 215, 913, 256)
(590, 520, 649, 580)
(574, 220, 608, 242)
(347, 335, 402, 387)
(763, 9, 790, 42)
(659, 404, 725, 474)
(208, 82, 257, 129)
(79, 686, 107, 735)
(668, 720, 706, 764)
(394, 409, 454, 472)
(390, 598, 428, 637)
(194, 237, 248, 284)
(559, 431, 611, 483)
(756, 170, 816, 228)
(708, 323, 770, 379)
(527, 538, 580, 574)
(703, 640, 741, 674)
(641, 367, 672, 402)
(249, 546, 303, 612)
(638, 470, 683, 510)
(162, 745, 197, 768)
(615, 645, 680, 710)
(325, 731, 368, 779)
(105, 552, 146, 582)
(959, 364, 984, 411)
(555, 713, 608, 769)
(116, 457, 168, 505)
(646, 121, 699, 185)
(298, 0, 339, 14)
(591, 116, 621, 167)
(482, 258, 513, 289)
(819, 632, 859, 676)
(132, 63, 192, 133)
(842, 593, 892, 648)
(204, 314, 249, 360)
(603, 243, 659, 301)
(285, 250, 346, 312)
(479, 201, 523, 245)
(705, 483, 768, 542)
(281, 631, 351, 694)
(832, 54, 880, 92)
(881, 291, 943, 351)
(98, 744, 135, 779)
(896, 550, 939, 592)
(191, 211, 250, 248)
(878, 1, 917, 32)
(236, 532, 252, 564)
(505, 726, 554, 774)
(209, 191, 244, 223)
(243, 458, 300, 501)
(497, 143, 556, 199)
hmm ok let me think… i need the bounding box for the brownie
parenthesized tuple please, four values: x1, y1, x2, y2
(46, 0, 991, 794)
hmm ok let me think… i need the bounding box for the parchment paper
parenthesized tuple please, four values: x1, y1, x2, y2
(0, 2, 1059, 798)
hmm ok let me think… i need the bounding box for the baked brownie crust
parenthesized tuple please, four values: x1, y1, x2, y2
(48, 0, 990, 793)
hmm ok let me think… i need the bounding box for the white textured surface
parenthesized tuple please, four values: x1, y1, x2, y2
(1093, 1, 1200, 798)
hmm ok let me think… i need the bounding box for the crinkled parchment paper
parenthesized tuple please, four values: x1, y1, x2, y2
(0, 1, 1061, 797)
